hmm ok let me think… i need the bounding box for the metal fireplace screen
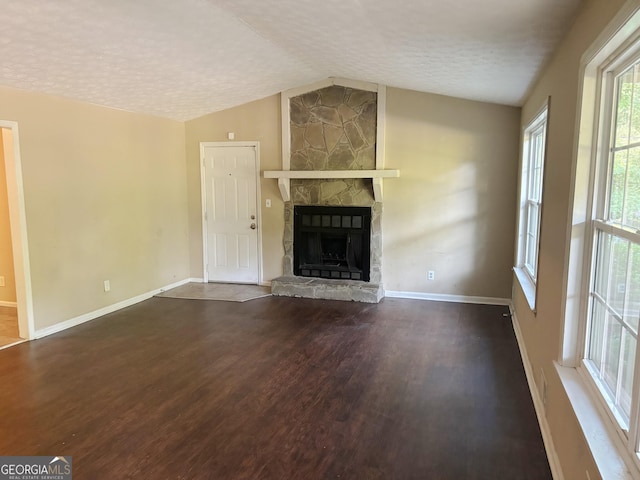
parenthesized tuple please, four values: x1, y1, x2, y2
(293, 205, 371, 282)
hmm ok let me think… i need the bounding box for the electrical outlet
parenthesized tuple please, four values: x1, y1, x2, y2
(0, 276, 4, 287)
(427, 270, 435, 281)
(103, 280, 111, 292)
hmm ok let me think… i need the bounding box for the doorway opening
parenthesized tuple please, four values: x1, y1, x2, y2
(0, 128, 19, 346)
(0, 121, 34, 344)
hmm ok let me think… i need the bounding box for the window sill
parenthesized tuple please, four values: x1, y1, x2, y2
(514, 266, 537, 312)
(555, 362, 637, 479)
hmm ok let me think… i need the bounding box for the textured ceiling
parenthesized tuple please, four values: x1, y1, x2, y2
(1, 0, 582, 121)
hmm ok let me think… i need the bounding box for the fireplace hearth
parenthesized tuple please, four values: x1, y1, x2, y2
(294, 206, 371, 282)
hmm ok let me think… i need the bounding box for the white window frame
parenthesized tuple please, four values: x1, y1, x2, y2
(558, 4, 640, 479)
(558, 7, 640, 475)
(515, 104, 549, 312)
(580, 40, 640, 467)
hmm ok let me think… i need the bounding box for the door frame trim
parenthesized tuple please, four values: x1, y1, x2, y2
(0, 121, 35, 339)
(199, 141, 263, 284)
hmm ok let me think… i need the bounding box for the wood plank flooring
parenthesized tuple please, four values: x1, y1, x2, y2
(0, 297, 551, 479)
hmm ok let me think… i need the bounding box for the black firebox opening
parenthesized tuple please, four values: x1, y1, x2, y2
(294, 205, 371, 282)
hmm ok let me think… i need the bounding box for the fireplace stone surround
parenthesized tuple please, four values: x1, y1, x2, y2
(270, 200, 383, 303)
(271, 194, 384, 303)
(269, 81, 386, 303)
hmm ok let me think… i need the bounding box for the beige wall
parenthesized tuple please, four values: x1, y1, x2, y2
(185, 89, 519, 299)
(0, 130, 17, 303)
(185, 95, 284, 283)
(0, 86, 189, 331)
(513, 0, 629, 479)
(384, 88, 520, 297)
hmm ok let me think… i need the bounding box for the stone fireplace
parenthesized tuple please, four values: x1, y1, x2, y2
(267, 80, 394, 303)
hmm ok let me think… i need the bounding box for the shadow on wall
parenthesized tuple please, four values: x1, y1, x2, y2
(382, 89, 520, 298)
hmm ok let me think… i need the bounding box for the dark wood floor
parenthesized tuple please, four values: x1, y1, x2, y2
(0, 296, 551, 480)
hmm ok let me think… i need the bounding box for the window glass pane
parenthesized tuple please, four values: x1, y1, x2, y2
(589, 299, 606, 366)
(594, 231, 612, 299)
(529, 130, 544, 202)
(592, 233, 630, 319)
(609, 236, 629, 315)
(609, 149, 627, 224)
(620, 329, 636, 421)
(525, 236, 536, 274)
(631, 63, 640, 145)
(527, 146, 535, 200)
(525, 203, 539, 274)
(615, 67, 634, 148)
(609, 146, 640, 229)
(604, 316, 622, 395)
(626, 243, 640, 334)
(527, 203, 539, 238)
(623, 146, 640, 230)
(533, 167, 542, 203)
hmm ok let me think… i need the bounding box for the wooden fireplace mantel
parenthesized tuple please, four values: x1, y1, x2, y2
(262, 169, 400, 202)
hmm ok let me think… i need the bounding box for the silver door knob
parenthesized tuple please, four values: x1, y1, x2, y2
(250, 223, 256, 230)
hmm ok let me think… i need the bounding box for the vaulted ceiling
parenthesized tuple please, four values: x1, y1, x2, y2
(1, 0, 582, 121)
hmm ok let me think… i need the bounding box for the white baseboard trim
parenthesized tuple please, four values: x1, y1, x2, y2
(384, 290, 510, 306)
(510, 305, 564, 480)
(260, 280, 272, 287)
(0, 300, 17, 308)
(0, 339, 27, 351)
(34, 278, 192, 339)
(189, 277, 204, 283)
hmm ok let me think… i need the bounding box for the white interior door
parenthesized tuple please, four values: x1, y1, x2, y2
(202, 144, 259, 283)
